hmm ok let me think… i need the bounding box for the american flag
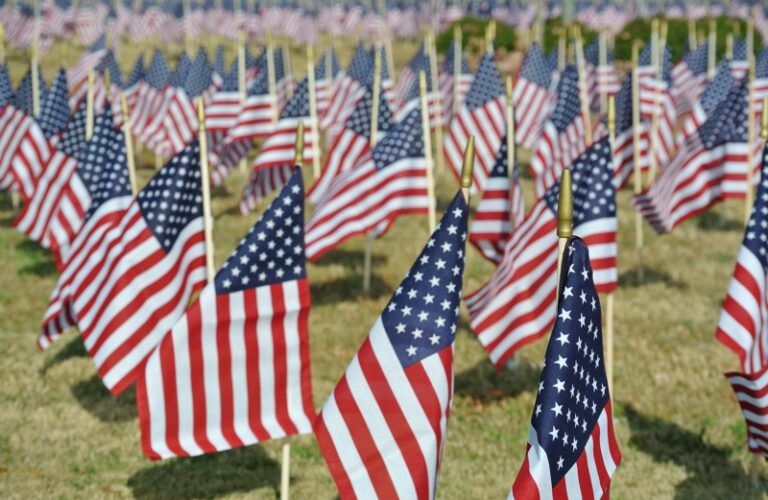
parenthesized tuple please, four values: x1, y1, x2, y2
(314, 191, 467, 498)
(38, 142, 207, 395)
(633, 80, 749, 234)
(717, 144, 768, 373)
(513, 43, 554, 149)
(305, 105, 429, 261)
(671, 42, 709, 116)
(510, 236, 621, 498)
(123, 55, 145, 111)
(583, 39, 620, 113)
(220, 69, 276, 164)
(439, 35, 473, 126)
(637, 44, 676, 170)
(394, 44, 429, 113)
(37, 69, 71, 140)
(612, 73, 651, 189)
(445, 52, 506, 193)
(308, 82, 394, 205)
(14, 66, 47, 118)
(394, 46, 440, 128)
(57, 103, 88, 157)
(468, 136, 524, 264)
(466, 138, 617, 368)
(315, 48, 341, 120)
(131, 50, 171, 148)
(0, 106, 53, 199)
(726, 367, 768, 457)
(0, 63, 14, 107)
(67, 38, 107, 111)
(530, 66, 588, 199)
(679, 60, 735, 145)
(137, 168, 315, 460)
(731, 38, 749, 80)
(321, 42, 371, 144)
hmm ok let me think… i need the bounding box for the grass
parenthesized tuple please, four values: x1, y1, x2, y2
(1, 36, 767, 499)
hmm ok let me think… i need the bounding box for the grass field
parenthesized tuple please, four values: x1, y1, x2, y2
(1, 37, 767, 499)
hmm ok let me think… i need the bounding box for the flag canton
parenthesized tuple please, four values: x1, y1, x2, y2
(96, 51, 123, 87)
(170, 53, 192, 88)
(58, 104, 88, 157)
(346, 85, 394, 138)
(757, 47, 768, 79)
(613, 74, 633, 132)
(733, 38, 748, 62)
(745, 144, 768, 265)
(378, 47, 392, 81)
(684, 43, 709, 76)
(273, 48, 286, 82)
(184, 53, 214, 98)
(214, 45, 226, 77)
(699, 80, 748, 148)
(347, 43, 373, 86)
(532, 236, 609, 485)
(0, 64, 14, 107)
(372, 107, 423, 169)
(281, 77, 310, 118)
(464, 52, 504, 111)
(145, 51, 170, 90)
(381, 192, 467, 367)
(490, 135, 515, 180)
(215, 169, 305, 294)
(701, 61, 734, 116)
(126, 55, 145, 88)
(546, 49, 559, 73)
(15, 69, 46, 118)
(584, 39, 612, 66)
(38, 69, 70, 139)
(137, 141, 203, 252)
(550, 66, 581, 133)
(77, 112, 131, 220)
(544, 138, 616, 226)
(220, 63, 239, 92)
(249, 69, 270, 96)
(638, 44, 672, 83)
(442, 38, 471, 75)
(404, 50, 433, 102)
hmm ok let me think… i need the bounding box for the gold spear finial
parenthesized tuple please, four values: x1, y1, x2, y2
(294, 121, 305, 165)
(460, 136, 475, 190)
(557, 168, 573, 238)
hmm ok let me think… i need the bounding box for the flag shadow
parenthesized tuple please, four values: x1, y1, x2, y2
(128, 445, 280, 499)
(696, 210, 744, 233)
(308, 248, 387, 269)
(623, 404, 757, 499)
(310, 274, 390, 306)
(618, 267, 687, 289)
(453, 357, 540, 403)
(15, 239, 56, 277)
(70, 375, 137, 423)
(39, 335, 87, 375)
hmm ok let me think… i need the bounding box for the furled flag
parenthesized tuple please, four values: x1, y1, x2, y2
(305, 104, 429, 261)
(67, 36, 107, 110)
(530, 65, 588, 199)
(0, 106, 54, 199)
(14, 66, 47, 118)
(315, 48, 341, 120)
(136, 168, 315, 460)
(239, 76, 316, 214)
(637, 44, 676, 170)
(132, 50, 171, 145)
(466, 138, 617, 368)
(445, 52, 506, 192)
(632, 80, 749, 234)
(679, 60, 734, 143)
(308, 81, 394, 205)
(468, 136, 525, 264)
(394, 44, 428, 111)
(583, 38, 620, 113)
(509, 236, 621, 498)
(314, 191, 468, 499)
(38, 142, 207, 395)
(395, 46, 440, 128)
(717, 144, 768, 373)
(321, 43, 371, 144)
(439, 35, 473, 126)
(726, 368, 768, 457)
(37, 69, 71, 140)
(513, 43, 554, 149)
(123, 54, 145, 111)
(612, 73, 651, 188)
(671, 42, 709, 116)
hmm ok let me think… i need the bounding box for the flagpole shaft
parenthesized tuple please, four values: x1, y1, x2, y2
(427, 33, 444, 174)
(606, 94, 616, 393)
(747, 58, 756, 224)
(266, 38, 278, 123)
(505, 76, 515, 185)
(598, 32, 607, 115)
(306, 47, 321, 180)
(708, 19, 717, 81)
(574, 27, 592, 146)
(238, 31, 248, 176)
(280, 442, 291, 500)
(370, 44, 382, 147)
(121, 94, 138, 196)
(363, 235, 373, 293)
(631, 42, 644, 283)
(453, 25, 461, 115)
(86, 69, 95, 140)
(419, 71, 436, 234)
(0, 24, 5, 64)
(688, 19, 697, 51)
(197, 98, 216, 282)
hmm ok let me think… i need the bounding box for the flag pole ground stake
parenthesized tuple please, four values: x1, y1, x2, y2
(121, 93, 138, 196)
(197, 97, 216, 282)
(606, 94, 616, 392)
(631, 41, 644, 283)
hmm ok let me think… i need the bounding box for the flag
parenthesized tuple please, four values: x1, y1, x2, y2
(207, 63, 250, 187)
(314, 191, 468, 499)
(308, 81, 394, 205)
(466, 138, 617, 368)
(321, 43, 371, 144)
(583, 39, 620, 113)
(67, 38, 107, 110)
(671, 43, 709, 116)
(632, 80, 749, 234)
(38, 142, 207, 395)
(305, 105, 429, 261)
(445, 52, 506, 193)
(0, 106, 54, 199)
(14, 66, 47, 118)
(513, 43, 554, 149)
(731, 38, 750, 80)
(637, 44, 676, 170)
(726, 367, 768, 457)
(468, 136, 525, 264)
(679, 60, 735, 144)
(394, 46, 440, 128)
(316, 48, 341, 120)
(530, 66, 588, 199)
(37, 69, 71, 140)
(717, 144, 768, 373)
(612, 73, 651, 188)
(439, 35, 473, 126)
(131, 50, 170, 146)
(136, 168, 314, 460)
(510, 236, 621, 498)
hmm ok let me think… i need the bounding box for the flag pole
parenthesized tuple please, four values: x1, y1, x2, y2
(197, 97, 216, 282)
(598, 32, 608, 115)
(453, 25, 462, 115)
(86, 69, 95, 140)
(460, 136, 475, 204)
(726, 32, 734, 60)
(362, 48, 383, 294)
(631, 40, 644, 282)
(0, 24, 5, 64)
(306, 45, 321, 180)
(427, 32, 445, 175)
(574, 26, 592, 146)
(687, 19, 697, 51)
(266, 35, 278, 123)
(420, 71, 437, 234)
(746, 57, 756, 224)
(238, 30, 248, 176)
(556, 168, 573, 290)
(505, 77, 521, 370)
(708, 19, 717, 81)
(605, 94, 616, 392)
(121, 94, 138, 196)
(649, 21, 667, 183)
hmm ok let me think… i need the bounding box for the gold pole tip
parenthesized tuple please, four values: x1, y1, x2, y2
(294, 122, 305, 164)
(460, 136, 475, 190)
(557, 168, 573, 238)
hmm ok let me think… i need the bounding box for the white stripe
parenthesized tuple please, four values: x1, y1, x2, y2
(256, 286, 284, 437)
(173, 317, 204, 456)
(228, 290, 259, 445)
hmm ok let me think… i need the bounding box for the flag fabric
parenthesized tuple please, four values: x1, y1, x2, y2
(136, 168, 315, 460)
(678, 60, 735, 144)
(131, 50, 171, 146)
(321, 43, 371, 144)
(611, 73, 651, 188)
(305, 105, 429, 261)
(314, 191, 468, 499)
(530, 66, 588, 199)
(583, 39, 620, 113)
(445, 52, 506, 193)
(731, 38, 749, 80)
(637, 44, 676, 170)
(316, 48, 341, 120)
(38, 142, 207, 395)
(632, 80, 749, 234)
(466, 138, 617, 368)
(307, 82, 394, 205)
(0, 105, 54, 199)
(726, 367, 768, 457)
(671, 43, 709, 116)
(513, 43, 554, 149)
(717, 144, 768, 373)
(38, 69, 71, 140)
(510, 236, 621, 499)
(14, 66, 47, 118)
(468, 136, 524, 264)
(394, 46, 441, 128)
(439, 36, 473, 126)
(67, 40, 107, 110)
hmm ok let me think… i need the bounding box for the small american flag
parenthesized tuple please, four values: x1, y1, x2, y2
(726, 367, 768, 457)
(0, 106, 54, 199)
(612, 74, 651, 189)
(510, 236, 621, 498)
(137, 168, 315, 460)
(583, 39, 620, 113)
(315, 49, 341, 120)
(445, 52, 506, 192)
(438, 35, 473, 126)
(395, 47, 440, 128)
(637, 44, 676, 169)
(513, 43, 554, 149)
(679, 60, 735, 145)
(467, 138, 617, 368)
(38, 69, 71, 140)
(67, 39, 107, 110)
(672, 42, 709, 116)
(14, 66, 47, 118)
(314, 191, 467, 498)
(131, 50, 170, 147)
(321, 43, 371, 145)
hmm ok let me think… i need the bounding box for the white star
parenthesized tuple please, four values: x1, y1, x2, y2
(556, 332, 569, 345)
(441, 242, 452, 252)
(581, 267, 589, 280)
(401, 306, 412, 316)
(419, 255, 430, 265)
(558, 309, 571, 321)
(423, 293, 435, 304)
(435, 258, 446, 270)
(395, 323, 406, 334)
(553, 379, 565, 393)
(578, 314, 586, 328)
(429, 334, 440, 345)
(554, 355, 568, 369)
(535, 404, 542, 416)
(452, 207, 463, 218)
(408, 289, 418, 299)
(452, 265, 460, 276)
(563, 286, 573, 298)
(446, 283, 456, 293)
(557, 457, 564, 470)
(418, 311, 429, 321)
(435, 317, 446, 328)
(406, 345, 417, 357)
(551, 402, 563, 417)
(387, 302, 397, 312)
(549, 426, 559, 441)
(248, 243, 257, 252)
(414, 272, 424, 282)
(579, 290, 587, 303)
(223, 279, 232, 288)
(441, 299, 451, 310)
(447, 224, 457, 235)
(429, 276, 440, 287)
(412, 328, 423, 339)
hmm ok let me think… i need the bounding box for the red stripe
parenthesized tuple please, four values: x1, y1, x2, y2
(160, 333, 185, 456)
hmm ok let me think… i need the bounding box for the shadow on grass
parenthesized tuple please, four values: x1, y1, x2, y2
(128, 446, 279, 499)
(623, 405, 757, 499)
(70, 375, 137, 422)
(310, 274, 390, 306)
(618, 266, 687, 289)
(311, 248, 387, 269)
(697, 210, 743, 232)
(15, 239, 56, 277)
(40, 335, 87, 374)
(454, 357, 539, 402)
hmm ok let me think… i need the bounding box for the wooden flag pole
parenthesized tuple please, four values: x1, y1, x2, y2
(427, 32, 445, 175)
(726, 33, 734, 60)
(282, 44, 294, 101)
(605, 94, 616, 392)
(385, 37, 396, 84)
(197, 97, 216, 282)
(266, 36, 278, 123)
(556, 168, 573, 290)
(420, 71, 437, 234)
(362, 50, 383, 294)
(485, 19, 496, 55)
(460, 136, 475, 204)
(746, 57, 756, 224)
(306, 45, 321, 180)
(598, 32, 608, 115)
(574, 27, 592, 146)
(0, 24, 5, 64)
(505, 76, 516, 179)
(121, 94, 138, 196)
(631, 41, 644, 282)
(688, 19, 697, 51)
(453, 24, 462, 115)
(557, 31, 566, 71)
(708, 19, 717, 81)
(86, 69, 95, 140)
(648, 22, 667, 183)
(237, 30, 248, 176)
(747, 19, 754, 61)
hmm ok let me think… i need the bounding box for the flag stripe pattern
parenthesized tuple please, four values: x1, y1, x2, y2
(727, 367, 768, 457)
